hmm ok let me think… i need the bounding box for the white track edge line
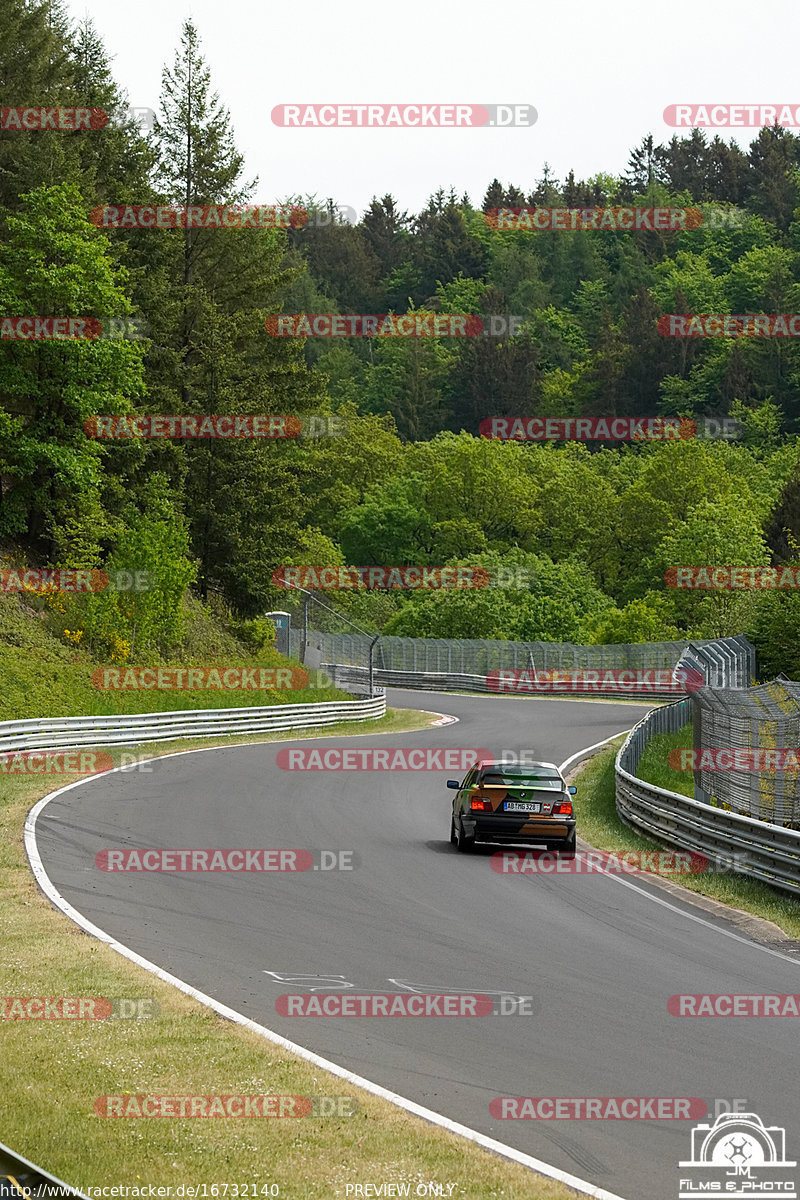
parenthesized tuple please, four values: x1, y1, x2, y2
(559, 731, 631, 774)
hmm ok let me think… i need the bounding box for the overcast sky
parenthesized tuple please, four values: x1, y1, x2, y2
(70, 0, 800, 217)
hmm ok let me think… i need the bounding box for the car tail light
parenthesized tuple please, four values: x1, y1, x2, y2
(553, 799, 573, 815)
(470, 796, 492, 811)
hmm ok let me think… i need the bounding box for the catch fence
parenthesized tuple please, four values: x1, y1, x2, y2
(690, 680, 800, 827)
(294, 630, 755, 695)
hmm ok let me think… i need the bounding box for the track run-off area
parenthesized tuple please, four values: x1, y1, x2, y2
(29, 690, 800, 1200)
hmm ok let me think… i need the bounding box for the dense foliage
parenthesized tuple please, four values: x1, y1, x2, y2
(3, 0, 800, 677)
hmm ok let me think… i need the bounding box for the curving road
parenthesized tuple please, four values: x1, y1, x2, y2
(33, 690, 800, 1200)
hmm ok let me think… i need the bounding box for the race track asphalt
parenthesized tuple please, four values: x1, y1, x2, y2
(33, 690, 800, 1200)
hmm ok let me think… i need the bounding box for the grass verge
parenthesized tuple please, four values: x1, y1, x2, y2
(634, 725, 693, 797)
(1, 708, 581, 1200)
(570, 737, 800, 940)
(0, 589, 350, 719)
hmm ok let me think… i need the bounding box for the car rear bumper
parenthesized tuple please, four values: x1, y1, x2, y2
(462, 814, 576, 843)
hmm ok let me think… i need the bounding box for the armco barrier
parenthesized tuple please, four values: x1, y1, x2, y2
(321, 662, 690, 700)
(0, 695, 386, 755)
(323, 665, 528, 693)
(615, 701, 800, 897)
(0, 1138, 90, 1200)
(323, 664, 716, 699)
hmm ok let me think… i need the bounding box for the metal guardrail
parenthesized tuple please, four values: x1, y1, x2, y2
(0, 696, 386, 755)
(615, 701, 800, 898)
(321, 663, 692, 699)
(0, 1138, 89, 1199)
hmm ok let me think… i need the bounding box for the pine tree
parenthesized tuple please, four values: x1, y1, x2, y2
(624, 134, 659, 196)
(504, 184, 527, 206)
(529, 163, 560, 205)
(362, 194, 410, 279)
(149, 20, 325, 611)
(154, 19, 253, 289)
(411, 195, 487, 302)
(0, 0, 77, 207)
(481, 179, 504, 211)
(68, 17, 156, 205)
(747, 126, 800, 229)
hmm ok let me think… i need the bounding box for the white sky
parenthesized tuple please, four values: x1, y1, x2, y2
(70, 0, 800, 216)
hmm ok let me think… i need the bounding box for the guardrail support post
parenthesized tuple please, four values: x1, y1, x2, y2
(302, 592, 309, 664)
(369, 634, 380, 697)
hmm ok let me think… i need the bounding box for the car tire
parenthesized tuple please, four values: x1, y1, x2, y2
(449, 812, 458, 845)
(456, 816, 475, 853)
(558, 831, 577, 859)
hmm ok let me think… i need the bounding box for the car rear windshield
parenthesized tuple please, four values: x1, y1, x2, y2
(479, 768, 562, 789)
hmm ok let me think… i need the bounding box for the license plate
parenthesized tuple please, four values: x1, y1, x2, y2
(504, 800, 541, 813)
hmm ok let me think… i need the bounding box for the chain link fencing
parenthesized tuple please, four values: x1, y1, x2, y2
(690, 680, 800, 827)
(289, 623, 754, 696)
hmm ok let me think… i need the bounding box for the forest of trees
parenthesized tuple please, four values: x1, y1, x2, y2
(4, 0, 800, 679)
